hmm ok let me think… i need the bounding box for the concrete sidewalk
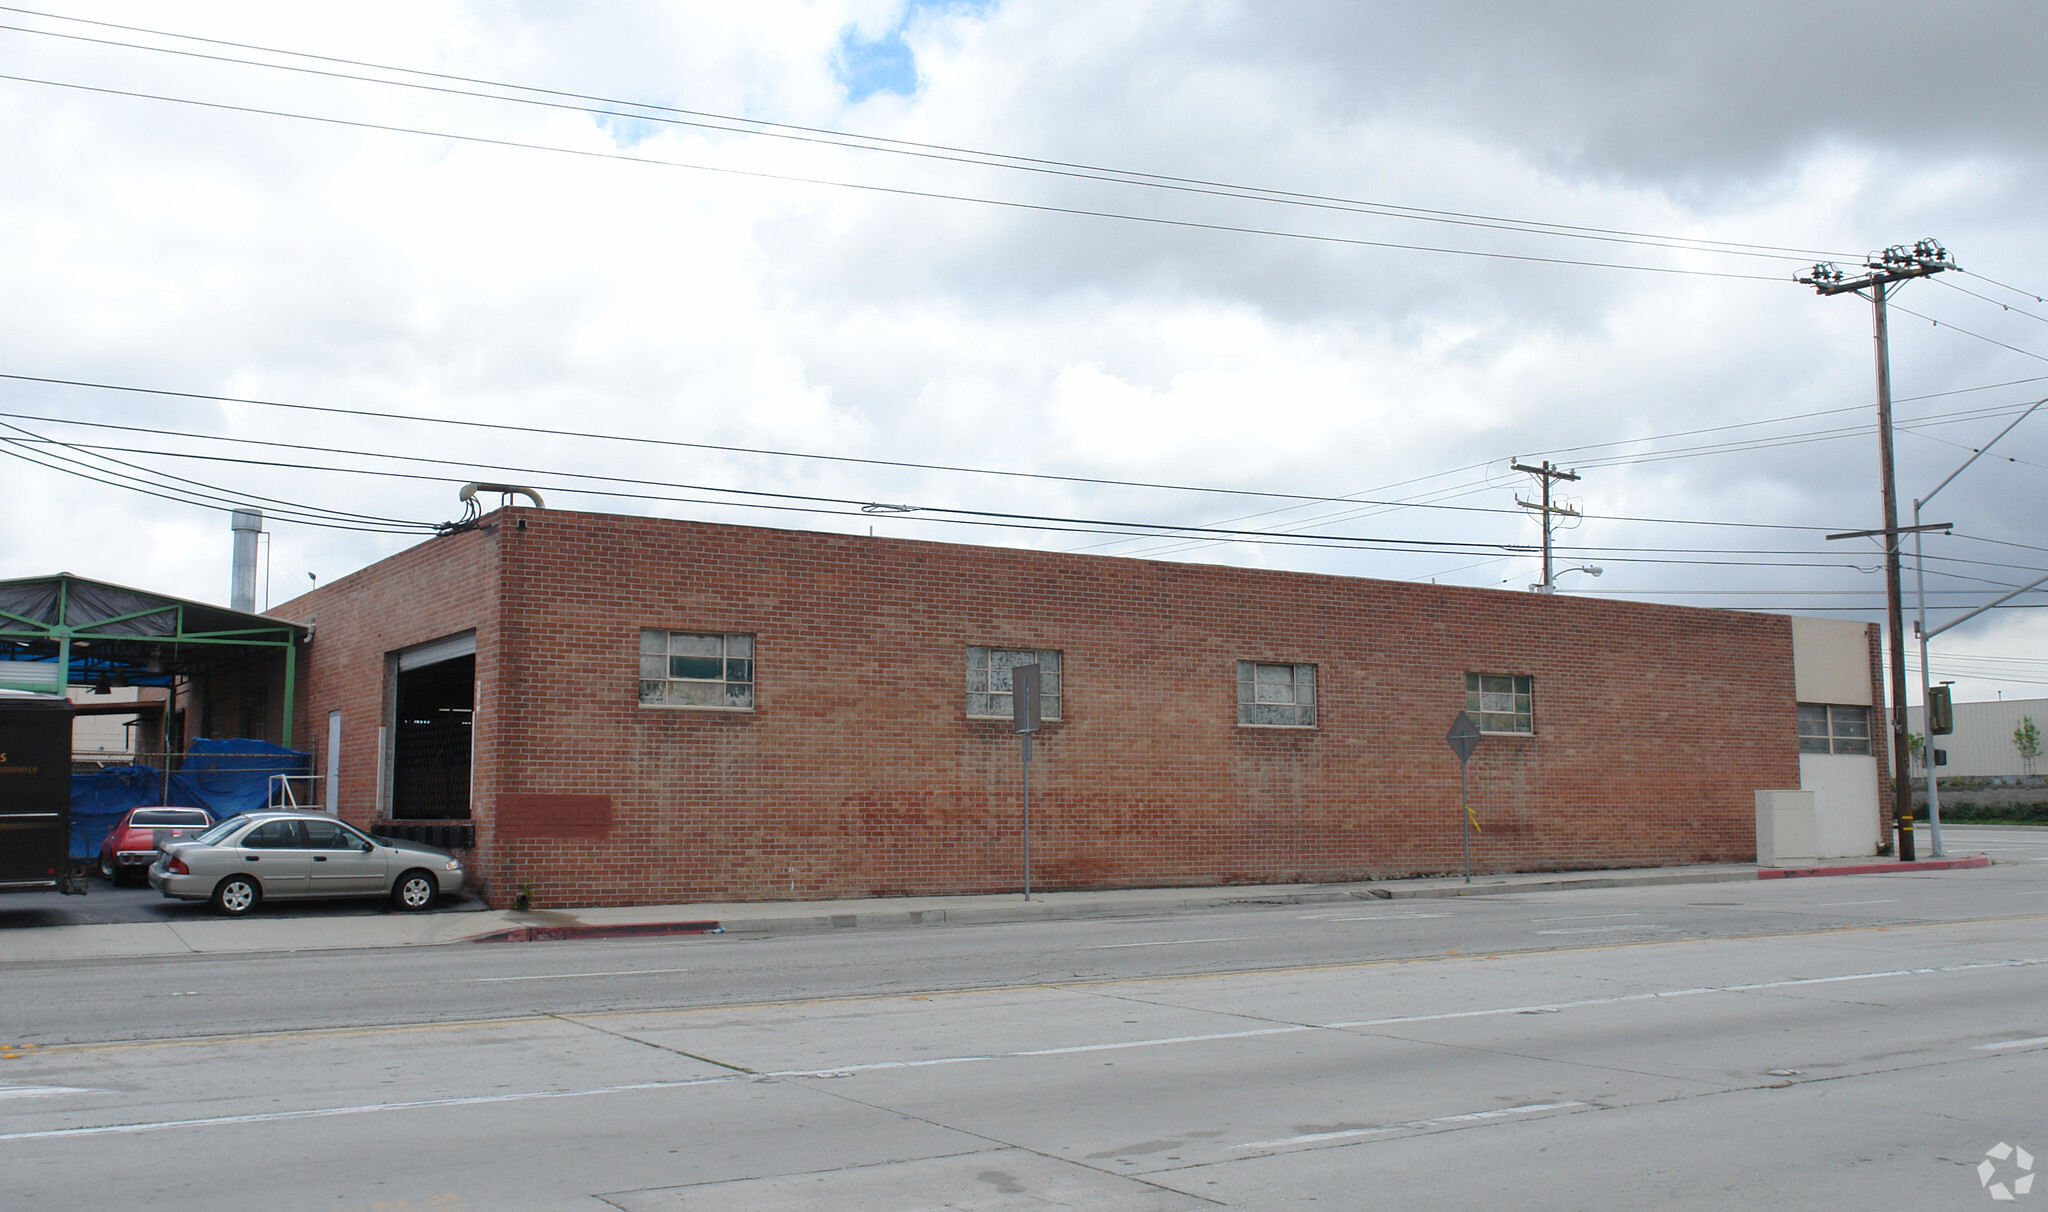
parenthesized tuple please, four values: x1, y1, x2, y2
(0, 851, 1995, 962)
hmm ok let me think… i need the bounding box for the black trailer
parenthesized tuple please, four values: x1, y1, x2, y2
(0, 690, 83, 894)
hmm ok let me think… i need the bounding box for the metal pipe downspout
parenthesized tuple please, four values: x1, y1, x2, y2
(282, 638, 296, 751)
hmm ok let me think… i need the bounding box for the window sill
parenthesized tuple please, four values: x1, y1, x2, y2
(638, 703, 755, 713)
(1237, 723, 1318, 731)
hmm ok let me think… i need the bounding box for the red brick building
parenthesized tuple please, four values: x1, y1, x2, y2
(273, 506, 1888, 908)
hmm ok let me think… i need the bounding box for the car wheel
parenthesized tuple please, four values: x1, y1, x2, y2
(391, 869, 438, 912)
(211, 875, 261, 917)
(99, 852, 118, 882)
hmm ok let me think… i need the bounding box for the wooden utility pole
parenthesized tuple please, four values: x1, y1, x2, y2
(1801, 239, 1955, 863)
(1512, 460, 1581, 593)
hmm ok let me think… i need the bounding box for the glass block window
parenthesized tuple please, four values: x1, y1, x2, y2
(1465, 673, 1533, 734)
(966, 647, 1062, 720)
(1798, 703, 1869, 755)
(639, 630, 754, 710)
(1237, 661, 1316, 728)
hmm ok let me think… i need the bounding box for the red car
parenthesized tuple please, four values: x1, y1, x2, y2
(99, 807, 215, 886)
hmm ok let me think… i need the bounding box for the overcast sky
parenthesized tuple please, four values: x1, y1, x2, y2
(2, 0, 2045, 702)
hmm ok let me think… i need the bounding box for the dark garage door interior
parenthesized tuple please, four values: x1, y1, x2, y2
(391, 654, 473, 820)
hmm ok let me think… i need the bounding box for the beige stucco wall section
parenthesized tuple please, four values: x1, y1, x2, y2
(1791, 616, 1880, 858)
(1792, 616, 1873, 705)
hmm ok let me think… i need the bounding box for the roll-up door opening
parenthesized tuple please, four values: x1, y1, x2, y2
(390, 633, 475, 820)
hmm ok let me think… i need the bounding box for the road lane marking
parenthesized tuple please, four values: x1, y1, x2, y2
(1303, 913, 1451, 922)
(1976, 1036, 2048, 1051)
(1080, 938, 1244, 950)
(34, 916, 2048, 1062)
(466, 968, 692, 983)
(1319, 956, 2048, 1029)
(1535, 925, 1677, 935)
(0, 1077, 738, 1142)
(775, 1025, 1315, 1076)
(1237, 1101, 1585, 1148)
(0, 1085, 93, 1100)
(10, 959, 2046, 1141)
(1530, 913, 1642, 922)
(1810, 900, 1898, 907)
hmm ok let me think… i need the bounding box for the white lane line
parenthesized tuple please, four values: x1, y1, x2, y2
(15, 957, 2045, 1141)
(1305, 913, 1451, 922)
(2015, 891, 2048, 896)
(1238, 1101, 1585, 1149)
(0, 1085, 94, 1100)
(1320, 956, 2048, 1030)
(774, 1025, 1316, 1077)
(1534, 925, 1677, 935)
(0, 1077, 737, 1142)
(1530, 913, 1642, 922)
(1810, 900, 1899, 907)
(465, 968, 692, 983)
(1976, 1036, 2048, 1051)
(1079, 938, 1244, 950)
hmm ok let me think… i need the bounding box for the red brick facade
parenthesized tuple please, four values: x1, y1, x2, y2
(274, 507, 1842, 909)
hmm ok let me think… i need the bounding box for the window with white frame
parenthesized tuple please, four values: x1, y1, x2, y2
(1237, 661, 1316, 728)
(966, 647, 1062, 720)
(1798, 703, 1869, 755)
(639, 630, 754, 710)
(1465, 672, 1533, 734)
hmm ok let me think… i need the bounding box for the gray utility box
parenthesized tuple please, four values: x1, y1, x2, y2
(0, 690, 77, 893)
(1754, 790, 1819, 867)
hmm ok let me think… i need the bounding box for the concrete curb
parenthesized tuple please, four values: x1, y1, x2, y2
(471, 868, 1764, 943)
(470, 920, 723, 943)
(1758, 855, 1993, 879)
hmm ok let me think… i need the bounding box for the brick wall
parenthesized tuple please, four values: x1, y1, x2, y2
(273, 523, 500, 883)
(281, 507, 1821, 908)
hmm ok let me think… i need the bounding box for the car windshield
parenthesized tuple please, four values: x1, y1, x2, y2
(188, 818, 246, 846)
(132, 810, 210, 827)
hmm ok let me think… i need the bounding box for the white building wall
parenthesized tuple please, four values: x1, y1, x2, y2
(1906, 697, 2048, 778)
(1792, 617, 1874, 705)
(1791, 617, 1881, 859)
(1798, 754, 1882, 857)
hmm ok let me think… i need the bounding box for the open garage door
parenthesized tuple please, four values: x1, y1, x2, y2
(390, 632, 473, 820)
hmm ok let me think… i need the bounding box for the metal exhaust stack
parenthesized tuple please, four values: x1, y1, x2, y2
(230, 508, 263, 613)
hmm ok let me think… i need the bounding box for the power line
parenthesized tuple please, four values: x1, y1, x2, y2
(24, 425, 2048, 580)
(1890, 302, 2048, 366)
(1958, 268, 2048, 306)
(0, 442, 425, 534)
(1935, 276, 2048, 327)
(0, 418, 432, 531)
(0, 6, 1857, 265)
(0, 376, 1872, 531)
(0, 69, 1794, 283)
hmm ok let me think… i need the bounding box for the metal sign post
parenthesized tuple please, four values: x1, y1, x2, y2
(1013, 664, 1041, 901)
(1446, 711, 1483, 885)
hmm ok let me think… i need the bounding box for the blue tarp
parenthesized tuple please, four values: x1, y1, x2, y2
(67, 739, 312, 860)
(69, 765, 164, 860)
(168, 738, 312, 822)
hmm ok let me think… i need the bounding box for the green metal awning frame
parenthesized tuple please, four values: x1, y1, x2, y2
(0, 573, 307, 741)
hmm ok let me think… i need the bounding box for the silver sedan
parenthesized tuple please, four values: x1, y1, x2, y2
(149, 810, 466, 916)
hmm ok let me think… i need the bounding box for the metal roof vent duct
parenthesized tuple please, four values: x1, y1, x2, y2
(230, 508, 263, 613)
(458, 483, 545, 510)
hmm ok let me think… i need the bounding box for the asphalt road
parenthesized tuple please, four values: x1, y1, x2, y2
(2, 826, 2045, 1210)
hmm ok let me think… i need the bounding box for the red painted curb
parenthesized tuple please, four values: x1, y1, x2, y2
(1757, 856, 1992, 879)
(469, 920, 722, 943)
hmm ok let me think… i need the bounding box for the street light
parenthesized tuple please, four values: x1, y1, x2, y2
(1532, 565, 1603, 594)
(1912, 397, 2046, 857)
